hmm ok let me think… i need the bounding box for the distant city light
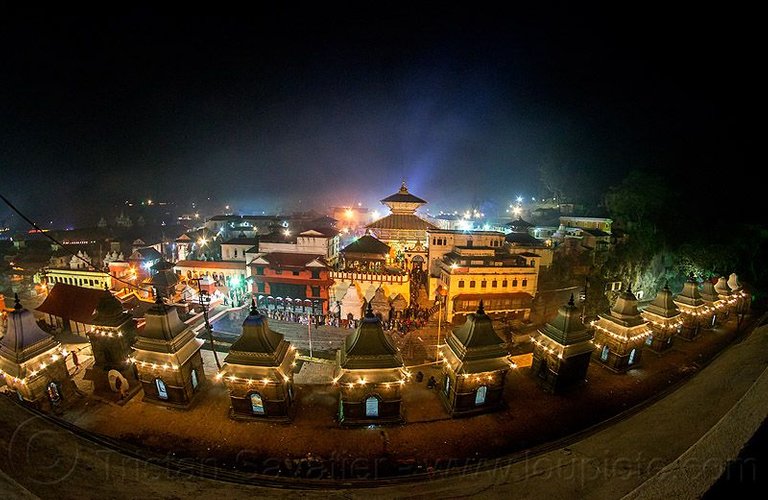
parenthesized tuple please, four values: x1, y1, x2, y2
(512, 206, 522, 216)
(516, 196, 523, 203)
(198, 238, 208, 246)
(283, 229, 291, 237)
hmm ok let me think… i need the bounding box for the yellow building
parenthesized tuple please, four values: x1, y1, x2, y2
(45, 267, 112, 290)
(434, 245, 538, 324)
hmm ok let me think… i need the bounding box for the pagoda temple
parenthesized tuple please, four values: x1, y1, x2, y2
(531, 295, 593, 392)
(700, 279, 723, 328)
(220, 301, 296, 421)
(673, 275, 709, 339)
(366, 181, 437, 260)
(335, 303, 406, 425)
(0, 295, 76, 411)
(440, 302, 511, 415)
(641, 284, 682, 353)
(131, 299, 205, 407)
(86, 289, 139, 398)
(591, 285, 652, 372)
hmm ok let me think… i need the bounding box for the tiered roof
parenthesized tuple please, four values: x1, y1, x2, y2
(444, 302, 510, 374)
(132, 300, 202, 366)
(340, 304, 403, 370)
(643, 284, 681, 320)
(0, 295, 61, 376)
(223, 301, 291, 368)
(674, 276, 705, 308)
(538, 295, 592, 346)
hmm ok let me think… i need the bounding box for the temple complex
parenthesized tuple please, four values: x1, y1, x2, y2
(131, 299, 205, 407)
(440, 302, 511, 415)
(531, 295, 593, 392)
(591, 285, 651, 372)
(335, 303, 406, 425)
(220, 301, 296, 421)
(641, 284, 682, 353)
(0, 295, 76, 411)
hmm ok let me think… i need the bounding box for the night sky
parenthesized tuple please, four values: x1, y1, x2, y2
(0, 6, 760, 227)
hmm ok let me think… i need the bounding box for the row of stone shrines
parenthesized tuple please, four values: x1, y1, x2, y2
(1, 272, 747, 422)
(531, 273, 749, 392)
(124, 297, 516, 424)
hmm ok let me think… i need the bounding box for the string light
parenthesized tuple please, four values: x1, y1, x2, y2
(590, 320, 653, 343)
(1, 349, 71, 387)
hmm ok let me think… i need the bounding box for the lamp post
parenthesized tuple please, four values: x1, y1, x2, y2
(192, 277, 221, 370)
(435, 286, 448, 361)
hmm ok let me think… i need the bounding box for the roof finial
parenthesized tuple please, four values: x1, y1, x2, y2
(477, 299, 485, 315)
(13, 293, 22, 311)
(568, 293, 575, 307)
(400, 179, 408, 192)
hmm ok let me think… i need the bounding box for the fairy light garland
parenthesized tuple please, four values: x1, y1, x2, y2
(590, 320, 653, 343)
(0, 348, 70, 386)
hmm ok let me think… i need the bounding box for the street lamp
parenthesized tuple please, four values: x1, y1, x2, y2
(435, 285, 448, 361)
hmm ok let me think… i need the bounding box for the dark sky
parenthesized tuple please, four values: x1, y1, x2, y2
(0, 5, 760, 227)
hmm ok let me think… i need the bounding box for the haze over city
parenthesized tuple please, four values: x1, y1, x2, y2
(1, 6, 759, 228)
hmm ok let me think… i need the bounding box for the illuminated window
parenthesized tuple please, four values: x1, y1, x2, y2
(600, 346, 609, 362)
(628, 348, 637, 365)
(645, 335, 653, 346)
(250, 392, 265, 414)
(191, 369, 199, 390)
(475, 385, 487, 406)
(365, 396, 379, 417)
(155, 378, 168, 400)
(444, 375, 451, 395)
